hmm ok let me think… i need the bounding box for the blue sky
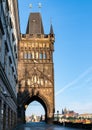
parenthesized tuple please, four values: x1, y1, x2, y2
(18, 0, 92, 116)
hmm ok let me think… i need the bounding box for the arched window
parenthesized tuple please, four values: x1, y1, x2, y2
(28, 53, 31, 59)
(40, 53, 43, 59)
(24, 52, 27, 59)
(43, 53, 46, 59)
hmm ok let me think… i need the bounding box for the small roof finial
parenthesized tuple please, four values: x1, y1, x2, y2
(38, 2, 42, 12)
(29, 3, 32, 9)
(38, 2, 42, 8)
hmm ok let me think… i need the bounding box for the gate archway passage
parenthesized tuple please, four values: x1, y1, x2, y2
(17, 12, 55, 123)
(25, 101, 45, 122)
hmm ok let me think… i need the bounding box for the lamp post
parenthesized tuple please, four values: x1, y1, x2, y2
(57, 110, 59, 122)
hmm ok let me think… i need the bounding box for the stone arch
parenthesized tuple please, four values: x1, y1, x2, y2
(17, 90, 51, 123)
(24, 95, 49, 122)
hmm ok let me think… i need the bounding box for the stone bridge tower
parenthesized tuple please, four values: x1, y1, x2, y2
(17, 12, 55, 123)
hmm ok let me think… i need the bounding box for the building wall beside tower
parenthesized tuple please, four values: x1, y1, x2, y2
(0, 0, 20, 130)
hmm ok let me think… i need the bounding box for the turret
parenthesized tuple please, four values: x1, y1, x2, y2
(50, 24, 54, 34)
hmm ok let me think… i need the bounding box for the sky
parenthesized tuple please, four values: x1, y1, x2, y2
(18, 0, 92, 116)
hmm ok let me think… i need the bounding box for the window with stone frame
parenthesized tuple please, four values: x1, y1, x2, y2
(12, 33, 15, 42)
(24, 52, 27, 59)
(5, 0, 9, 13)
(9, 18, 13, 29)
(43, 52, 46, 59)
(28, 52, 31, 59)
(4, 44, 8, 70)
(0, 19, 4, 52)
(40, 52, 43, 59)
(4, 42, 9, 68)
(0, 29, 2, 52)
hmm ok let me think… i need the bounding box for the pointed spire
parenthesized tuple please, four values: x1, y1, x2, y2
(26, 12, 44, 34)
(50, 24, 54, 34)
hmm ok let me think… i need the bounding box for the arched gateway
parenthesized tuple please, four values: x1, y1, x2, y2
(17, 12, 55, 123)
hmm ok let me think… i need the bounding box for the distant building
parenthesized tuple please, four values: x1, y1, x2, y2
(0, 0, 20, 130)
(64, 111, 79, 118)
(54, 108, 79, 122)
(78, 113, 92, 119)
(75, 113, 92, 124)
(62, 108, 79, 118)
(26, 115, 44, 122)
(54, 113, 63, 122)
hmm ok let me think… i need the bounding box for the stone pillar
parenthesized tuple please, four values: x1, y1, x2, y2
(0, 99, 1, 130)
(14, 112, 17, 126)
(5, 105, 8, 130)
(12, 111, 17, 128)
(17, 105, 25, 124)
(12, 111, 14, 127)
(11, 110, 13, 128)
(8, 107, 10, 130)
(1, 100, 4, 130)
(47, 109, 54, 124)
(21, 106, 25, 123)
(3, 103, 6, 130)
(47, 117, 54, 124)
(47, 114, 54, 124)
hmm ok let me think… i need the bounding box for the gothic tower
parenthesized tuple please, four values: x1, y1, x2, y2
(18, 12, 55, 123)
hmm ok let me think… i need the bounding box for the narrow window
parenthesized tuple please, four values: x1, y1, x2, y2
(28, 53, 32, 59)
(24, 52, 27, 59)
(40, 53, 43, 59)
(12, 33, 15, 42)
(0, 30, 2, 52)
(43, 53, 46, 59)
(0, 20, 4, 52)
(20, 52, 23, 59)
(14, 44, 16, 52)
(9, 18, 13, 28)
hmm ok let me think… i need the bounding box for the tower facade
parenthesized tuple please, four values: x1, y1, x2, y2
(18, 12, 55, 123)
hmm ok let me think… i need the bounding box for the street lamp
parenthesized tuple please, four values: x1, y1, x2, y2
(57, 110, 59, 122)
